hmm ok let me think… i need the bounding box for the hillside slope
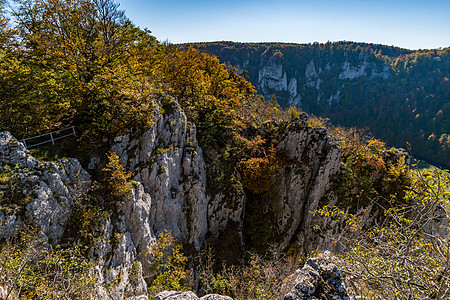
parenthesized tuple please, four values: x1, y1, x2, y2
(189, 42, 450, 167)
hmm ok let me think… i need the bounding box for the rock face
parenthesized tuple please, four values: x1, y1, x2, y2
(111, 99, 209, 250)
(92, 213, 148, 300)
(269, 113, 341, 252)
(0, 132, 146, 299)
(258, 55, 288, 96)
(256, 55, 389, 107)
(191, 43, 391, 109)
(0, 131, 90, 243)
(283, 252, 350, 300)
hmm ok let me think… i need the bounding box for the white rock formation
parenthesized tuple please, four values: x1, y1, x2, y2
(92, 215, 147, 300)
(305, 60, 319, 87)
(155, 291, 233, 300)
(274, 113, 341, 251)
(0, 132, 90, 243)
(258, 56, 288, 97)
(111, 99, 209, 250)
(283, 251, 350, 300)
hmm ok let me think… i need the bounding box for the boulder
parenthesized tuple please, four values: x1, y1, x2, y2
(155, 291, 233, 300)
(283, 251, 350, 300)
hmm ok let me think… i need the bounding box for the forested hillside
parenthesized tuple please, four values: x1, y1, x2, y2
(189, 42, 450, 167)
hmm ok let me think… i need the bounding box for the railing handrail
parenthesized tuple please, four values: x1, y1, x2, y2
(21, 126, 76, 149)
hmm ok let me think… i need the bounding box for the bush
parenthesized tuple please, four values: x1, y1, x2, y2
(240, 147, 288, 194)
(198, 249, 301, 299)
(0, 235, 95, 299)
(101, 151, 134, 203)
(329, 166, 450, 299)
(147, 230, 192, 297)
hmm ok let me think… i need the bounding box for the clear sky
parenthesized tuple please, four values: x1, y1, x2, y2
(116, 0, 450, 50)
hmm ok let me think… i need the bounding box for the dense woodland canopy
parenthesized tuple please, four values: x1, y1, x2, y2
(190, 41, 450, 168)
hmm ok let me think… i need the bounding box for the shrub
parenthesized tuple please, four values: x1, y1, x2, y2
(198, 250, 301, 299)
(102, 151, 134, 202)
(0, 235, 95, 299)
(325, 166, 450, 299)
(240, 147, 289, 194)
(147, 230, 192, 297)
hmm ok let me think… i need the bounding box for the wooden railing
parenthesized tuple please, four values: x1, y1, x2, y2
(21, 126, 76, 149)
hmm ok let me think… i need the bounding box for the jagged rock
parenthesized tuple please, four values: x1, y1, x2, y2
(0, 132, 90, 243)
(155, 291, 199, 300)
(0, 131, 38, 168)
(92, 216, 147, 300)
(199, 295, 233, 300)
(155, 291, 232, 300)
(112, 99, 209, 251)
(273, 115, 341, 252)
(0, 132, 148, 300)
(0, 99, 354, 299)
(258, 55, 288, 96)
(198, 46, 391, 107)
(283, 252, 350, 300)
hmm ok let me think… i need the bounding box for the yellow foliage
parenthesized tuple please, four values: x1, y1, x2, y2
(147, 230, 191, 297)
(102, 151, 133, 200)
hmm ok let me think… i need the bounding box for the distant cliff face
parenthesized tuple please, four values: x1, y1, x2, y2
(190, 42, 395, 109)
(190, 42, 450, 168)
(247, 51, 389, 108)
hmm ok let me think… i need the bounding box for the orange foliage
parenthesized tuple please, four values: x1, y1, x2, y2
(240, 147, 289, 194)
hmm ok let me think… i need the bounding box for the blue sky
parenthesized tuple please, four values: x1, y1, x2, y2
(116, 0, 450, 50)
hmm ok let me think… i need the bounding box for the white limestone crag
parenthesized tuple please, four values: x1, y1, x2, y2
(0, 132, 146, 299)
(249, 53, 391, 107)
(155, 291, 233, 300)
(111, 98, 246, 256)
(111, 99, 209, 250)
(274, 113, 341, 252)
(92, 215, 147, 300)
(0, 131, 90, 243)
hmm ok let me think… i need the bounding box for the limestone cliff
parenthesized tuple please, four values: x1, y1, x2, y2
(273, 113, 341, 252)
(0, 99, 345, 299)
(0, 131, 90, 243)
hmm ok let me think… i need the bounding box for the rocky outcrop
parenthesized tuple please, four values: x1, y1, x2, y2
(255, 55, 390, 106)
(258, 55, 288, 96)
(92, 213, 148, 300)
(272, 113, 341, 252)
(192, 43, 392, 108)
(0, 99, 348, 298)
(0, 131, 90, 243)
(0, 132, 147, 299)
(155, 291, 232, 300)
(110, 98, 247, 257)
(111, 99, 209, 251)
(283, 251, 350, 300)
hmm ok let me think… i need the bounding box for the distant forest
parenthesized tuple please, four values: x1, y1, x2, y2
(189, 42, 450, 168)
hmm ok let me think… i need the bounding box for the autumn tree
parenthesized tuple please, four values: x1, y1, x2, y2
(0, 0, 158, 141)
